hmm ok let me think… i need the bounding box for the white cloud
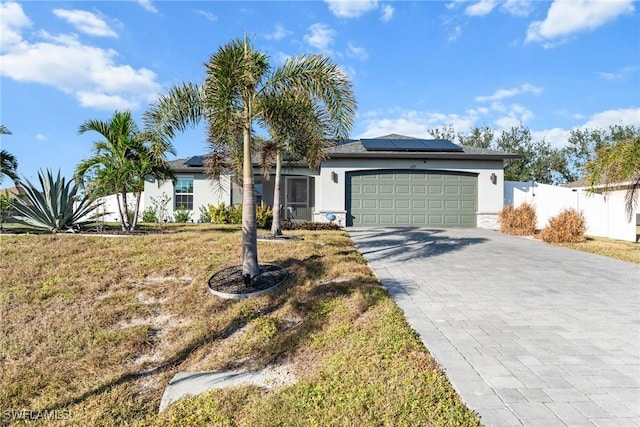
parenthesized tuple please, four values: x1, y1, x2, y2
(596, 66, 637, 81)
(531, 128, 569, 148)
(448, 25, 462, 42)
(0, 3, 161, 111)
(580, 107, 640, 129)
(380, 5, 394, 22)
(137, 0, 158, 14)
(526, 0, 635, 45)
(358, 108, 481, 138)
(53, 9, 117, 38)
(264, 24, 290, 41)
(35, 134, 47, 141)
(347, 42, 368, 60)
(195, 10, 217, 22)
(465, 0, 496, 17)
(0, 1, 32, 47)
(475, 83, 542, 102)
(501, 0, 532, 17)
(494, 104, 534, 129)
(324, 0, 379, 18)
(304, 23, 335, 53)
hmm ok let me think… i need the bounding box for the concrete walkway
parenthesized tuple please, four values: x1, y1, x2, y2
(349, 228, 640, 427)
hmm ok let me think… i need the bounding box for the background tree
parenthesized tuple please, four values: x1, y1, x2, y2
(75, 110, 175, 232)
(145, 37, 356, 279)
(495, 124, 567, 185)
(0, 125, 19, 185)
(428, 125, 457, 141)
(562, 124, 640, 182)
(583, 136, 640, 221)
(457, 126, 494, 148)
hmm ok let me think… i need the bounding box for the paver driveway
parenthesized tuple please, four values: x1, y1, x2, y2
(349, 227, 640, 427)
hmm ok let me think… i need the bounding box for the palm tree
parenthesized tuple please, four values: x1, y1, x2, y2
(75, 110, 175, 231)
(259, 91, 349, 236)
(0, 125, 19, 185)
(583, 136, 640, 221)
(144, 37, 356, 278)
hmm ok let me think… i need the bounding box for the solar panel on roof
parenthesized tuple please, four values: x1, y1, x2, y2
(184, 155, 205, 166)
(361, 139, 463, 152)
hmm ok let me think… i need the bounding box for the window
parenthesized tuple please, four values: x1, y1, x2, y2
(175, 177, 193, 210)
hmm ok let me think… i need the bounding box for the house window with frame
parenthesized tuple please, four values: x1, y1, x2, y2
(175, 177, 193, 210)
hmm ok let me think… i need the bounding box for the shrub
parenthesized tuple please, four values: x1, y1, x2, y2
(142, 207, 157, 223)
(281, 220, 341, 231)
(540, 209, 586, 243)
(198, 205, 212, 223)
(173, 205, 192, 223)
(256, 205, 273, 230)
(499, 203, 537, 236)
(11, 169, 100, 233)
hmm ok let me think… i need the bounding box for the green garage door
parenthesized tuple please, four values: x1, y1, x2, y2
(347, 170, 477, 227)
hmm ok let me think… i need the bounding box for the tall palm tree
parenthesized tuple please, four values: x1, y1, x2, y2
(144, 37, 356, 278)
(0, 125, 19, 185)
(75, 110, 175, 231)
(259, 91, 347, 236)
(584, 136, 640, 221)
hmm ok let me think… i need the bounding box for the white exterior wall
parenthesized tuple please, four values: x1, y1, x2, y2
(315, 158, 505, 229)
(505, 181, 638, 242)
(143, 175, 232, 221)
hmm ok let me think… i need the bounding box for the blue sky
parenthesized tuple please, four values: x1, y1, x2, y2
(1, 0, 639, 184)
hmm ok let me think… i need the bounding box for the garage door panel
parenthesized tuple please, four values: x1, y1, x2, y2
(348, 170, 477, 227)
(379, 199, 394, 209)
(395, 200, 410, 209)
(362, 199, 377, 209)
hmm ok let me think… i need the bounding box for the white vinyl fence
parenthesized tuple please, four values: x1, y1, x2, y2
(504, 181, 639, 242)
(90, 193, 145, 223)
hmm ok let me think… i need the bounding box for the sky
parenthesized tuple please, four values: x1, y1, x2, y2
(1, 0, 639, 184)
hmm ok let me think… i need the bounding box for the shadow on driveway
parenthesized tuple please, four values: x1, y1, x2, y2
(348, 227, 488, 263)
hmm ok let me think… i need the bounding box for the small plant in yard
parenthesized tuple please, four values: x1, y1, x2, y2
(151, 192, 171, 223)
(498, 203, 537, 236)
(142, 206, 157, 223)
(173, 205, 191, 222)
(11, 169, 100, 233)
(540, 208, 586, 243)
(256, 205, 273, 230)
(198, 205, 212, 223)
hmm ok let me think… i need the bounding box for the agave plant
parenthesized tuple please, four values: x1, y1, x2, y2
(11, 169, 100, 233)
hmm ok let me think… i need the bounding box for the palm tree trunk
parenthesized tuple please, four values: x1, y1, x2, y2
(121, 190, 132, 231)
(242, 109, 259, 280)
(131, 191, 142, 231)
(116, 193, 127, 231)
(271, 149, 283, 237)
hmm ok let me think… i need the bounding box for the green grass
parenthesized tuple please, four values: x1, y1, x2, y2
(0, 224, 480, 426)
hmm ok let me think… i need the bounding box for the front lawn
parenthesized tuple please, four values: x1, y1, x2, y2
(549, 235, 640, 264)
(0, 225, 480, 426)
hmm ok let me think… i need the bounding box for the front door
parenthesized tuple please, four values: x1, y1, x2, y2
(285, 176, 310, 221)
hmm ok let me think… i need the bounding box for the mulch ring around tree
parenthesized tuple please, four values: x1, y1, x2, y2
(208, 264, 290, 299)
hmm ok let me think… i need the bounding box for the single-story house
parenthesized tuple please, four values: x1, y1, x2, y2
(144, 134, 519, 229)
